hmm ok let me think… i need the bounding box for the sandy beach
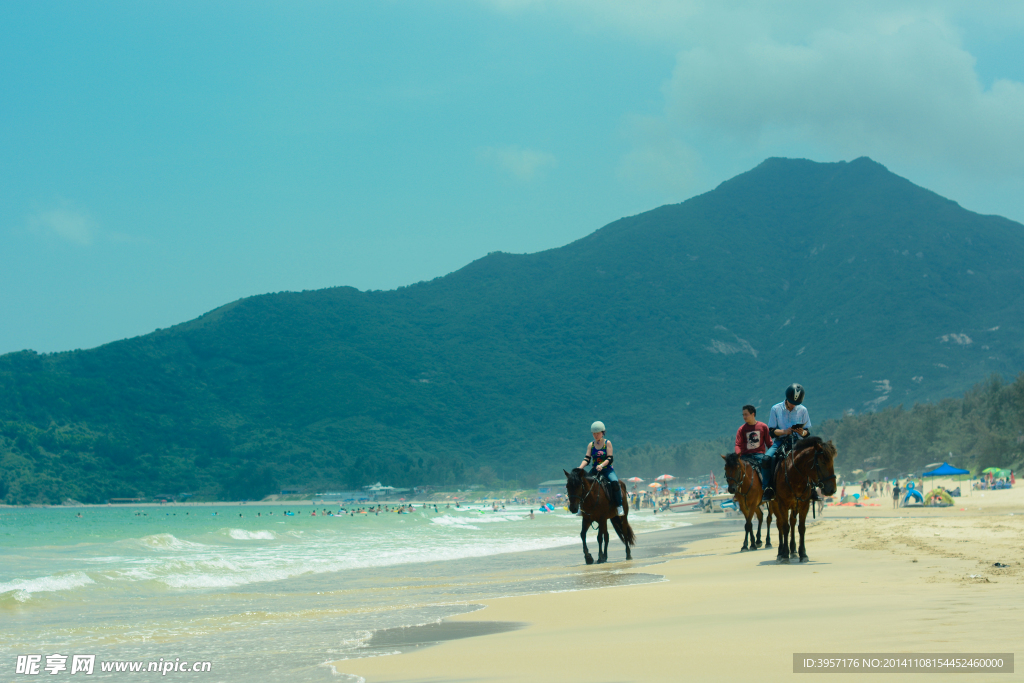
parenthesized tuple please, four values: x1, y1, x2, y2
(335, 485, 1023, 682)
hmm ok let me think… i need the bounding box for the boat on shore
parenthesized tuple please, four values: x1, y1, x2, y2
(665, 499, 702, 513)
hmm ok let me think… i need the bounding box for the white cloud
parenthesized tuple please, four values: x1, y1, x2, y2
(478, 1, 1024, 199)
(29, 207, 96, 245)
(478, 145, 558, 181)
(661, 17, 1024, 176)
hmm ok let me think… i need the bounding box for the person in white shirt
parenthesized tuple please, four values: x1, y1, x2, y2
(762, 384, 811, 501)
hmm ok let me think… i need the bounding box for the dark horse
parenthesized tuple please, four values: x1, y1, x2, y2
(564, 468, 636, 564)
(721, 453, 773, 551)
(768, 436, 838, 564)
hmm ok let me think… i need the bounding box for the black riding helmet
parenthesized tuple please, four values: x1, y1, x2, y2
(785, 383, 805, 405)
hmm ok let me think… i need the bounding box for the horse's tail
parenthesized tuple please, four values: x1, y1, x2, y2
(610, 516, 636, 547)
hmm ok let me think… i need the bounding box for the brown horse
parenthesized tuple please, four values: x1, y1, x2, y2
(564, 468, 636, 564)
(768, 437, 838, 563)
(721, 453, 773, 551)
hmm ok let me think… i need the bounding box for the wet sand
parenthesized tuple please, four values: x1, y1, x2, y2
(334, 486, 1023, 682)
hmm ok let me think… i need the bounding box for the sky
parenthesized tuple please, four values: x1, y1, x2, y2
(3, 0, 1024, 355)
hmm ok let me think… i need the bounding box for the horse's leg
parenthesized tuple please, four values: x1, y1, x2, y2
(741, 505, 752, 551)
(598, 520, 606, 565)
(788, 508, 797, 553)
(764, 504, 773, 549)
(580, 517, 593, 565)
(749, 464, 764, 549)
(753, 504, 763, 549)
(775, 502, 789, 563)
(595, 520, 608, 563)
(798, 502, 810, 562)
(618, 506, 633, 561)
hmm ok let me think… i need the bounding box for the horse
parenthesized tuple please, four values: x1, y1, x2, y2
(767, 436, 837, 564)
(721, 453, 773, 551)
(563, 468, 636, 564)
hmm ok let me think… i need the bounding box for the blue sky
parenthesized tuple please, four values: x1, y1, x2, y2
(3, 1, 1023, 355)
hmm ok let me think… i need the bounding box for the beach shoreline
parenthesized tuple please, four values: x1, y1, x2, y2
(334, 485, 1023, 683)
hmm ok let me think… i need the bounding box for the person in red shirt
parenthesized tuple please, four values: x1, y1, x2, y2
(735, 404, 771, 456)
(735, 404, 773, 493)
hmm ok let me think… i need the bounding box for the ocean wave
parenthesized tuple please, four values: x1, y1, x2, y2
(428, 516, 481, 530)
(462, 514, 526, 524)
(227, 529, 277, 540)
(0, 572, 95, 602)
(132, 533, 209, 551)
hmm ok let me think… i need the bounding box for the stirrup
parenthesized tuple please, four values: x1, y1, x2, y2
(763, 488, 775, 501)
(616, 506, 624, 516)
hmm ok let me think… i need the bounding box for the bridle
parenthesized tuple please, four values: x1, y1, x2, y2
(567, 475, 595, 513)
(783, 442, 836, 502)
(725, 459, 749, 495)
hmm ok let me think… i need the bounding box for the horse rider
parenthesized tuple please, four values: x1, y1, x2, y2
(735, 404, 772, 490)
(761, 384, 811, 502)
(577, 421, 625, 517)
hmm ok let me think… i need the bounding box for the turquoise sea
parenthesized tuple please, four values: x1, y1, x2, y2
(1, 504, 703, 681)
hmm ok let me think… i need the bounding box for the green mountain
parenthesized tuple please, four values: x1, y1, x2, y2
(2, 157, 1022, 503)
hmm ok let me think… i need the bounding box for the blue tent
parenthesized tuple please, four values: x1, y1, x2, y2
(923, 462, 970, 477)
(902, 488, 924, 506)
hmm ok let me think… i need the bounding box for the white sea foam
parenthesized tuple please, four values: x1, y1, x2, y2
(428, 514, 480, 529)
(133, 533, 209, 551)
(0, 572, 95, 601)
(228, 529, 277, 540)
(2, 507, 692, 598)
(462, 514, 525, 524)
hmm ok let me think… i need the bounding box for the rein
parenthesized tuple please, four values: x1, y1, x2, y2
(782, 442, 835, 507)
(568, 474, 598, 514)
(725, 460, 750, 496)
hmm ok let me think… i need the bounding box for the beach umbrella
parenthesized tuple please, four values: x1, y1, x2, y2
(648, 482, 662, 488)
(626, 477, 644, 483)
(656, 474, 676, 483)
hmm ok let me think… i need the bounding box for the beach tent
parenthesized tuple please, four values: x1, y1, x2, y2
(902, 488, 924, 506)
(923, 462, 971, 496)
(923, 463, 969, 477)
(925, 489, 954, 507)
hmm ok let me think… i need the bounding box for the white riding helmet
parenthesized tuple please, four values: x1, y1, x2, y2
(591, 421, 606, 433)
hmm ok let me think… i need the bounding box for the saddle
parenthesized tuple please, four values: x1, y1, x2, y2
(599, 476, 619, 500)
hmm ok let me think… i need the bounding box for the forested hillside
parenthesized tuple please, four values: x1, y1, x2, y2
(615, 373, 1024, 482)
(1, 157, 1022, 503)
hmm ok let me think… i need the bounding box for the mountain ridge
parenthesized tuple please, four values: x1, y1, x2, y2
(1, 156, 1022, 503)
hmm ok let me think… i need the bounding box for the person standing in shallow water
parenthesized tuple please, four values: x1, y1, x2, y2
(577, 420, 624, 517)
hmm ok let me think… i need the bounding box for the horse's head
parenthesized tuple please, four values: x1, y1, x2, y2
(720, 453, 743, 494)
(564, 468, 587, 514)
(803, 438, 838, 496)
